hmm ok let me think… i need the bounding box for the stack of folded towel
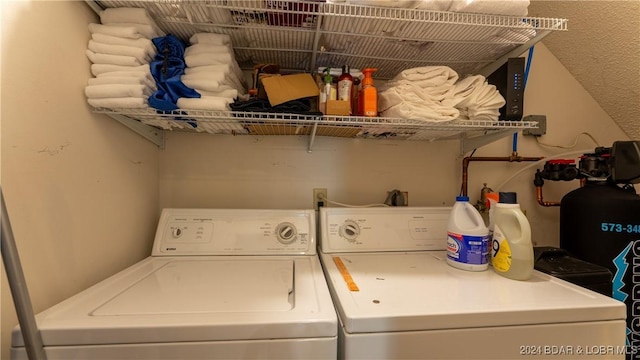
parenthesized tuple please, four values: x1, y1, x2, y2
(445, 75, 506, 121)
(379, 66, 505, 122)
(178, 33, 247, 111)
(85, 7, 164, 109)
(378, 66, 461, 121)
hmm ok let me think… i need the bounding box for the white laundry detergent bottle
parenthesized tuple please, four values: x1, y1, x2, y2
(446, 196, 490, 271)
(491, 192, 534, 280)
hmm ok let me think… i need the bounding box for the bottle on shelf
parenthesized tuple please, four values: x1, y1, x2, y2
(337, 65, 354, 115)
(319, 68, 333, 114)
(359, 68, 378, 117)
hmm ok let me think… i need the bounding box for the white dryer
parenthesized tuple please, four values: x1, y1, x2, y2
(318, 207, 627, 360)
(11, 209, 337, 359)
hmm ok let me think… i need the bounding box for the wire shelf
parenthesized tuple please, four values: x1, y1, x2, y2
(89, 0, 561, 149)
(93, 107, 538, 141)
(97, 0, 567, 76)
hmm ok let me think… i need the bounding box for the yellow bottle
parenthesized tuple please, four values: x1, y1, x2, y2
(360, 68, 378, 117)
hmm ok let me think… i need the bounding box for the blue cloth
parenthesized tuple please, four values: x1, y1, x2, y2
(149, 34, 200, 111)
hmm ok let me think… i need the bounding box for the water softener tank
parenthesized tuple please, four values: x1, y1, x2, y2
(560, 182, 640, 277)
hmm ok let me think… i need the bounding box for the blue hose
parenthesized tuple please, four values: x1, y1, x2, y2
(513, 46, 535, 153)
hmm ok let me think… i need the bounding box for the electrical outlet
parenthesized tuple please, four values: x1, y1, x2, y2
(313, 188, 327, 210)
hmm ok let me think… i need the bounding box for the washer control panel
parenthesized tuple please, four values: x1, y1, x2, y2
(319, 207, 451, 253)
(153, 209, 315, 256)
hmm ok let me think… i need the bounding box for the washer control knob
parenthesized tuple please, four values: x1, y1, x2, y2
(340, 220, 360, 242)
(275, 222, 298, 244)
(172, 227, 183, 238)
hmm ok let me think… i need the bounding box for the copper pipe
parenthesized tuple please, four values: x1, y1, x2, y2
(535, 186, 561, 206)
(462, 155, 545, 197)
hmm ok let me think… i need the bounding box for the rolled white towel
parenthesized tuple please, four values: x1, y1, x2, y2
(92, 33, 156, 58)
(392, 66, 459, 87)
(96, 69, 153, 80)
(177, 96, 233, 110)
(182, 71, 244, 92)
(471, 83, 505, 108)
(184, 43, 233, 58)
(99, 8, 165, 38)
(196, 89, 239, 98)
(189, 33, 232, 46)
(91, 64, 151, 76)
(446, 74, 485, 107)
(88, 23, 143, 39)
(88, 76, 156, 90)
(99, 7, 156, 26)
(184, 63, 245, 84)
(88, 40, 151, 64)
(185, 53, 234, 67)
(88, 97, 148, 109)
(448, 75, 504, 108)
(383, 80, 455, 102)
(184, 64, 233, 75)
(86, 50, 142, 66)
(378, 83, 452, 110)
(85, 84, 153, 98)
(181, 78, 235, 93)
(108, 23, 163, 39)
(380, 102, 460, 122)
(458, 108, 501, 121)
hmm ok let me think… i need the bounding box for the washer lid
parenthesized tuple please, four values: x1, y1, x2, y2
(93, 259, 294, 315)
(321, 251, 626, 334)
(14, 256, 337, 347)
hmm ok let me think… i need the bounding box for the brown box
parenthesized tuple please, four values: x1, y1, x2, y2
(325, 100, 351, 116)
(261, 73, 319, 106)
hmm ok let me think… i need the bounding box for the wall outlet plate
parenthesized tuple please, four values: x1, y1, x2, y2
(313, 188, 327, 210)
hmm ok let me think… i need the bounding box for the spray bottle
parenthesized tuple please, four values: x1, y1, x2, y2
(359, 68, 378, 117)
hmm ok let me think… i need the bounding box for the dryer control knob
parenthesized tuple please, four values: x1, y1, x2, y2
(340, 220, 360, 242)
(275, 222, 298, 244)
(171, 227, 183, 238)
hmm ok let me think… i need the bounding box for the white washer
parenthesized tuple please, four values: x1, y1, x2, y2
(318, 207, 627, 360)
(11, 209, 338, 359)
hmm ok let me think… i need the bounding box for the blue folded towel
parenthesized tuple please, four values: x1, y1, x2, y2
(149, 34, 199, 111)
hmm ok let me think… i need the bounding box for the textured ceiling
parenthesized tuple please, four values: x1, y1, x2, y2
(527, 0, 640, 140)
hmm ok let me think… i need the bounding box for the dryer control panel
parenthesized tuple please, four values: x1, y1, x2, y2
(152, 209, 316, 256)
(319, 207, 451, 253)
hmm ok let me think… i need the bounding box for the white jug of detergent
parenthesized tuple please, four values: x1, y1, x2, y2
(446, 196, 490, 271)
(491, 192, 534, 280)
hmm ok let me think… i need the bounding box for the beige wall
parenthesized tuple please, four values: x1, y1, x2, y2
(159, 43, 630, 248)
(0, 1, 633, 359)
(1, 1, 159, 358)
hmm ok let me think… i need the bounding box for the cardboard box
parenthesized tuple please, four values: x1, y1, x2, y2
(325, 100, 351, 116)
(261, 73, 319, 106)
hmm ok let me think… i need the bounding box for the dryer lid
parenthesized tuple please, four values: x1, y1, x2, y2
(92, 259, 294, 315)
(13, 256, 337, 347)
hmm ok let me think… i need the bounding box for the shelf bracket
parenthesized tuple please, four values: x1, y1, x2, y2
(107, 114, 165, 148)
(308, 121, 319, 153)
